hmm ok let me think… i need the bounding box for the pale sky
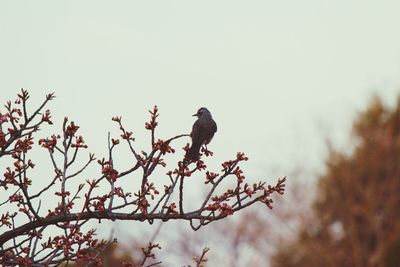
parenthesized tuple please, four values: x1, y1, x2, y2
(1, 1, 400, 265)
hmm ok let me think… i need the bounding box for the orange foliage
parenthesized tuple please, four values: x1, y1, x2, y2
(272, 96, 400, 267)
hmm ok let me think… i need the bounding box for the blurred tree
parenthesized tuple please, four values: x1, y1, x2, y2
(271, 96, 400, 267)
(62, 241, 136, 267)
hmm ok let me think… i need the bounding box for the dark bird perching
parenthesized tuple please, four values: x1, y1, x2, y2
(187, 107, 217, 161)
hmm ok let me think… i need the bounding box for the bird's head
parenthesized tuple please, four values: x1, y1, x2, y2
(193, 107, 211, 118)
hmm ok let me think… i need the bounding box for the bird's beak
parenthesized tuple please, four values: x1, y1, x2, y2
(192, 113, 198, 117)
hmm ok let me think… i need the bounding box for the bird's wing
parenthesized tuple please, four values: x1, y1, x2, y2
(211, 119, 217, 133)
(193, 118, 217, 144)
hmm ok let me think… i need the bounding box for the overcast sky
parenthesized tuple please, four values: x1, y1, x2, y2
(2, 1, 400, 171)
(1, 1, 400, 264)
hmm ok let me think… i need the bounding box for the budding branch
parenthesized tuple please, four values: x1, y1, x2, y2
(0, 89, 285, 266)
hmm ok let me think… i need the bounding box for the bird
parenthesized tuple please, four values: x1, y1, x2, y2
(187, 107, 217, 161)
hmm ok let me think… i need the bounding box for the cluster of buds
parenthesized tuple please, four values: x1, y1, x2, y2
(205, 202, 234, 216)
(205, 171, 219, 184)
(39, 134, 60, 152)
(98, 159, 119, 182)
(162, 202, 178, 215)
(172, 161, 192, 177)
(259, 177, 286, 209)
(0, 212, 17, 228)
(153, 139, 175, 154)
(72, 135, 88, 148)
(221, 152, 249, 172)
(41, 109, 53, 124)
(14, 134, 34, 153)
(1, 167, 17, 189)
(145, 105, 159, 131)
(65, 119, 80, 137)
(0, 130, 6, 149)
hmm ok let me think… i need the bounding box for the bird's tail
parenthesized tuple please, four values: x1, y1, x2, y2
(187, 141, 202, 161)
